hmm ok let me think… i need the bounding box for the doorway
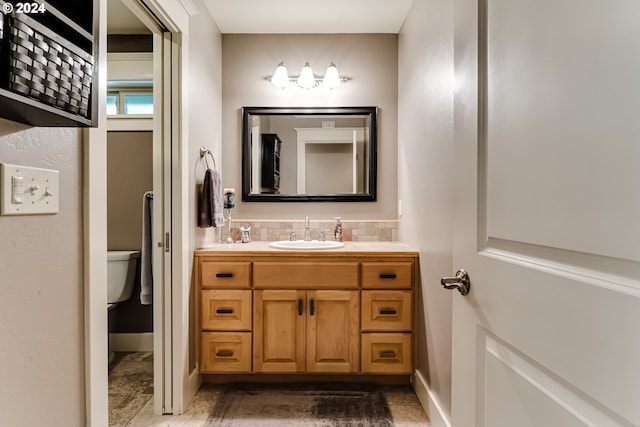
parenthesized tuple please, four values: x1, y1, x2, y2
(105, 43, 155, 421)
(107, 0, 173, 418)
(85, 0, 185, 424)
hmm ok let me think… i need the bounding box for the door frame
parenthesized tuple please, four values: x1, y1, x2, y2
(84, 0, 195, 424)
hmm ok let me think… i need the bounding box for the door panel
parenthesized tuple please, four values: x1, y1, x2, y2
(253, 290, 305, 373)
(481, 332, 623, 427)
(452, 0, 640, 426)
(306, 290, 359, 373)
(484, 0, 640, 261)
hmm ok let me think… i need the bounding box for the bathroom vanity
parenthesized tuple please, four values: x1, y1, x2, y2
(194, 242, 418, 379)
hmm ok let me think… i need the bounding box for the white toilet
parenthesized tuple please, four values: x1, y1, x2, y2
(107, 250, 140, 364)
(107, 250, 140, 306)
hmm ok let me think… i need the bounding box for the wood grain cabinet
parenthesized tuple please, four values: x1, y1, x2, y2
(253, 289, 359, 373)
(361, 262, 414, 374)
(195, 249, 418, 377)
(199, 262, 252, 373)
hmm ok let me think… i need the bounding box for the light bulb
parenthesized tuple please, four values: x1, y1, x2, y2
(297, 62, 316, 89)
(271, 61, 289, 89)
(322, 62, 341, 89)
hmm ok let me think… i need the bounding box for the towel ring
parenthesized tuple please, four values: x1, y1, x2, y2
(199, 146, 216, 170)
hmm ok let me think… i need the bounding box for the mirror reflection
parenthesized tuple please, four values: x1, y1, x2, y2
(242, 107, 377, 202)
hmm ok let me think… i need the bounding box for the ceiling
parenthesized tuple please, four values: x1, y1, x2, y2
(107, 0, 150, 34)
(107, 0, 414, 35)
(202, 0, 414, 34)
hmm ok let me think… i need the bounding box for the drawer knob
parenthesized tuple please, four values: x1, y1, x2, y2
(379, 309, 397, 315)
(379, 273, 397, 279)
(216, 350, 234, 357)
(379, 351, 397, 359)
(215, 308, 234, 314)
(215, 273, 234, 278)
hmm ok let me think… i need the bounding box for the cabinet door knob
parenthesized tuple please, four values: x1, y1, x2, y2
(379, 273, 397, 279)
(215, 308, 234, 314)
(309, 298, 315, 316)
(379, 309, 397, 315)
(216, 350, 234, 357)
(298, 298, 303, 316)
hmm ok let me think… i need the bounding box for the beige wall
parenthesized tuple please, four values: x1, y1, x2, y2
(107, 131, 153, 251)
(107, 131, 154, 333)
(398, 0, 455, 419)
(0, 0, 222, 422)
(0, 119, 85, 425)
(221, 34, 398, 220)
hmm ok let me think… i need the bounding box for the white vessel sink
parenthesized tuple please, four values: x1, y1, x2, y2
(268, 240, 345, 250)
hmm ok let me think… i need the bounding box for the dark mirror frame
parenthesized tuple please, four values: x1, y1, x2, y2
(241, 106, 378, 202)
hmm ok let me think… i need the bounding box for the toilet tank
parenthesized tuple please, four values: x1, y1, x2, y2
(107, 250, 140, 304)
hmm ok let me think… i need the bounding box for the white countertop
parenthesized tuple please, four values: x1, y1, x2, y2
(195, 240, 418, 254)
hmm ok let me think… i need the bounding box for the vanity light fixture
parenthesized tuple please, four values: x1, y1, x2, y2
(267, 61, 349, 90)
(297, 62, 317, 89)
(270, 61, 290, 89)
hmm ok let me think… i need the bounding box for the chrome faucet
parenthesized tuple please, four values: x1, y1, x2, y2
(304, 216, 312, 241)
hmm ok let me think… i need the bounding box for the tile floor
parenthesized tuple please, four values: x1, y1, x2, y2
(109, 352, 430, 426)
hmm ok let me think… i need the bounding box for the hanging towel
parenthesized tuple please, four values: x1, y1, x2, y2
(198, 168, 225, 228)
(140, 191, 153, 305)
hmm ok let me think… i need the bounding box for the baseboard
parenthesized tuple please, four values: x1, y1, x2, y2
(185, 368, 202, 412)
(109, 332, 154, 352)
(412, 370, 452, 427)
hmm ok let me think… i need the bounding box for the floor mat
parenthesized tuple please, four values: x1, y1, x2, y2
(205, 382, 394, 427)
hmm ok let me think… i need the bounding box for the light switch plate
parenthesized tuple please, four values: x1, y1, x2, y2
(0, 163, 59, 215)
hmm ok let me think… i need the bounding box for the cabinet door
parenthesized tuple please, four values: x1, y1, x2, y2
(253, 290, 306, 373)
(306, 290, 360, 373)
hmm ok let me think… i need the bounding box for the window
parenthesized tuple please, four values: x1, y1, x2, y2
(106, 80, 153, 116)
(123, 94, 153, 115)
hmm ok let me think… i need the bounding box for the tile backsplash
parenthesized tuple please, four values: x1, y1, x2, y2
(221, 219, 398, 242)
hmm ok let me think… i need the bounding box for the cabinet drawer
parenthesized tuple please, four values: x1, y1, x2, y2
(201, 332, 252, 373)
(362, 262, 413, 289)
(362, 290, 412, 331)
(361, 333, 412, 374)
(253, 262, 359, 289)
(201, 262, 251, 289)
(201, 290, 252, 331)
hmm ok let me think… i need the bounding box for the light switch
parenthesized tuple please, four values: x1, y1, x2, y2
(12, 176, 24, 203)
(1, 163, 59, 215)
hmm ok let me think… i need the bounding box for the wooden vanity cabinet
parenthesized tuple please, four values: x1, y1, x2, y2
(195, 250, 417, 377)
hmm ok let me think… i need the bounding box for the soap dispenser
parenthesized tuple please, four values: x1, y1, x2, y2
(333, 217, 343, 242)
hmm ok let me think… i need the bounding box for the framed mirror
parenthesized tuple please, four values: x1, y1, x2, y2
(242, 106, 377, 202)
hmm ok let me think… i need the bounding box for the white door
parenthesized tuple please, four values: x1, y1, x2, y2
(121, 0, 174, 414)
(451, 1, 640, 426)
